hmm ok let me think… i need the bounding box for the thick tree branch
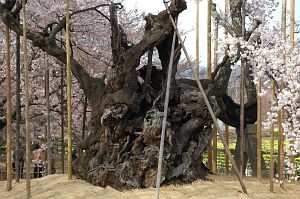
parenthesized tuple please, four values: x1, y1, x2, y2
(0, 5, 103, 102)
(49, 3, 112, 40)
(211, 2, 235, 37)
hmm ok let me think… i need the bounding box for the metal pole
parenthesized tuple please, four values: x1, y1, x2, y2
(212, 18, 219, 174)
(22, 0, 31, 197)
(155, 25, 177, 199)
(196, 0, 200, 77)
(239, 0, 246, 178)
(207, 0, 213, 171)
(66, 0, 73, 180)
(224, 0, 229, 175)
(163, 2, 248, 194)
(5, 25, 12, 192)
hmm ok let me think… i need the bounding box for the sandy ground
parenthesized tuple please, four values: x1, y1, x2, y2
(0, 174, 299, 199)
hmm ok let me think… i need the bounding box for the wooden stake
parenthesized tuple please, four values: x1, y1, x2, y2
(257, 77, 262, 180)
(5, 25, 12, 192)
(279, 0, 287, 189)
(196, 0, 200, 77)
(289, 0, 295, 181)
(22, 0, 31, 197)
(61, 67, 65, 174)
(290, 0, 295, 48)
(224, 124, 229, 174)
(66, 0, 73, 180)
(240, 0, 246, 178)
(224, 0, 229, 175)
(15, 14, 21, 183)
(163, 2, 248, 194)
(270, 81, 275, 192)
(45, 53, 51, 175)
(212, 19, 219, 174)
(207, 0, 213, 171)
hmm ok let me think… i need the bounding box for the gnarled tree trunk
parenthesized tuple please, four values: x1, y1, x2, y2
(0, 0, 262, 189)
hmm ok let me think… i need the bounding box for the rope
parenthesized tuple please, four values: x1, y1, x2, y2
(155, 20, 177, 199)
(22, 0, 31, 198)
(162, 1, 248, 194)
(66, 0, 73, 180)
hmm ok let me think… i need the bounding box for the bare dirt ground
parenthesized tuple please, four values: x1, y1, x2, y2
(0, 174, 299, 199)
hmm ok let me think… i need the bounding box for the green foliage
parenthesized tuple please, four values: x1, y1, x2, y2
(203, 138, 300, 173)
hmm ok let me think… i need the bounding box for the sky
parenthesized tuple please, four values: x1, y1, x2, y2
(123, 0, 300, 67)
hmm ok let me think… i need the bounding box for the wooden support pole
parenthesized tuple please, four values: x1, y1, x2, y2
(196, 0, 200, 77)
(22, 0, 31, 197)
(15, 14, 21, 183)
(66, 0, 73, 180)
(270, 80, 275, 192)
(163, 2, 248, 194)
(257, 77, 262, 180)
(224, 124, 229, 174)
(5, 25, 12, 192)
(61, 67, 65, 174)
(224, 0, 229, 175)
(45, 53, 51, 175)
(240, 0, 246, 178)
(212, 18, 219, 174)
(207, 0, 213, 171)
(60, 30, 65, 174)
(290, 0, 295, 48)
(289, 0, 295, 181)
(279, 0, 287, 189)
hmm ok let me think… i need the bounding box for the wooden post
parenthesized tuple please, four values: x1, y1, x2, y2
(5, 25, 12, 192)
(270, 81, 275, 192)
(289, 0, 295, 181)
(66, 0, 73, 180)
(22, 0, 31, 197)
(60, 30, 65, 174)
(240, 0, 246, 178)
(60, 67, 65, 174)
(290, 0, 295, 48)
(196, 0, 200, 77)
(212, 18, 218, 174)
(224, 0, 229, 175)
(45, 53, 51, 175)
(279, 0, 287, 189)
(257, 77, 262, 180)
(15, 14, 21, 182)
(207, 0, 213, 171)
